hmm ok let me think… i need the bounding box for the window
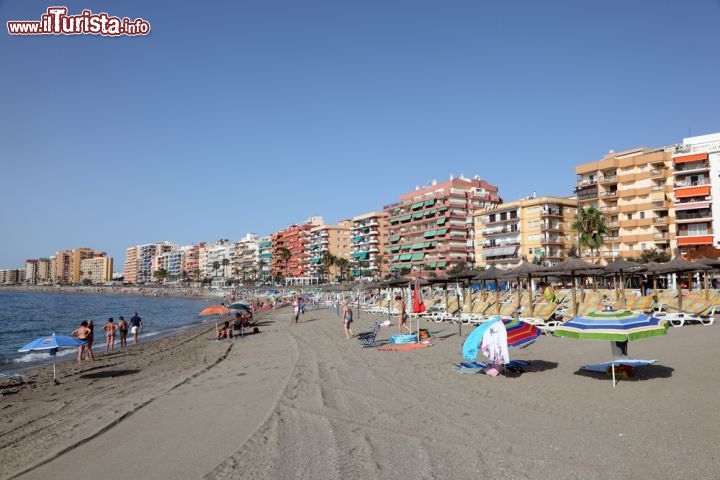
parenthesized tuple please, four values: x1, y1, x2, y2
(626, 213, 633, 220)
(688, 223, 708, 236)
(639, 212, 645, 219)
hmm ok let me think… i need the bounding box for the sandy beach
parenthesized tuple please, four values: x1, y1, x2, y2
(2, 306, 719, 480)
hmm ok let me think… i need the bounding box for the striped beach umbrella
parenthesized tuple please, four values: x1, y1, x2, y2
(501, 318, 541, 348)
(555, 309, 668, 341)
(555, 309, 669, 387)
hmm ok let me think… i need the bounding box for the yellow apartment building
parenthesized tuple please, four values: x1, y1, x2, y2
(474, 196, 577, 269)
(575, 147, 675, 262)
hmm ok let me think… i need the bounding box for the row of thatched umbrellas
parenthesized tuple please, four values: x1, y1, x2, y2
(320, 253, 720, 318)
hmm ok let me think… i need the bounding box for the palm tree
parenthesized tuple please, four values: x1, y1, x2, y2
(212, 261, 220, 280)
(277, 247, 292, 279)
(321, 251, 337, 283)
(335, 258, 350, 281)
(154, 268, 168, 283)
(221, 258, 230, 279)
(258, 259, 267, 282)
(180, 270, 188, 283)
(375, 254, 387, 279)
(572, 206, 609, 263)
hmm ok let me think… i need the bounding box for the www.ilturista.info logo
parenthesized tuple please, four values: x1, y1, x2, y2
(7, 7, 150, 36)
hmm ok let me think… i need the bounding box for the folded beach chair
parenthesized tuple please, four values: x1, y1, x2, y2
(358, 321, 381, 347)
(622, 295, 656, 313)
(498, 301, 517, 317)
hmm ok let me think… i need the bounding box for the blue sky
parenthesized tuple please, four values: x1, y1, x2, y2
(1, 0, 719, 269)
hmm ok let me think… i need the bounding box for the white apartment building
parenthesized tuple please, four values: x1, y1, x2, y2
(672, 132, 720, 254)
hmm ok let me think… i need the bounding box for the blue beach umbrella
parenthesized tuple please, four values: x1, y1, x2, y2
(229, 301, 251, 312)
(19, 334, 85, 384)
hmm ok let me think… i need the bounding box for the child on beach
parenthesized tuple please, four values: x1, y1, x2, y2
(396, 295, 411, 334)
(103, 318, 118, 352)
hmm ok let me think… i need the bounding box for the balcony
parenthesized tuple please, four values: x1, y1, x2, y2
(650, 169, 667, 179)
(652, 217, 668, 226)
(599, 174, 617, 184)
(675, 180, 710, 189)
(576, 178, 598, 187)
(600, 206, 618, 213)
(674, 162, 709, 173)
(607, 221, 619, 228)
(651, 200, 670, 210)
(541, 209, 563, 217)
(653, 233, 670, 241)
(484, 228, 520, 237)
(601, 190, 618, 198)
(577, 191, 598, 201)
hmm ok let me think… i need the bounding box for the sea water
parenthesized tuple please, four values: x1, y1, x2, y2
(0, 290, 215, 373)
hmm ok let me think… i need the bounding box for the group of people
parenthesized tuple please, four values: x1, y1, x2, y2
(216, 311, 255, 340)
(70, 312, 143, 363)
(339, 295, 413, 339)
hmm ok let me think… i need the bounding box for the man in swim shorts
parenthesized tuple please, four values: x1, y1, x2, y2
(129, 312, 143, 344)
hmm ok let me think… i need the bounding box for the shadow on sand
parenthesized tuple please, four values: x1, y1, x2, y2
(573, 364, 674, 381)
(521, 360, 559, 373)
(80, 369, 140, 379)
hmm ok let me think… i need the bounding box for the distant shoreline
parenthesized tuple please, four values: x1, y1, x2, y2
(0, 284, 223, 301)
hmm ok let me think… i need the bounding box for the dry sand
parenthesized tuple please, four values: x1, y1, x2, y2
(1, 307, 719, 479)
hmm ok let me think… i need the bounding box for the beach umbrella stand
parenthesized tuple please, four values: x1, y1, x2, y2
(18, 333, 86, 385)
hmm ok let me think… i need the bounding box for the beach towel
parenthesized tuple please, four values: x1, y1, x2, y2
(377, 343, 431, 351)
(481, 320, 509, 365)
(462, 321, 495, 360)
(580, 359, 656, 373)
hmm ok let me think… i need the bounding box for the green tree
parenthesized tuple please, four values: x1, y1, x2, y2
(180, 270, 189, 283)
(212, 261, 220, 279)
(154, 268, 168, 283)
(321, 251, 337, 282)
(221, 258, 230, 278)
(257, 259, 267, 282)
(277, 247, 292, 278)
(447, 262, 468, 275)
(335, 257, 350, 281)
(572, 207, 609, 263)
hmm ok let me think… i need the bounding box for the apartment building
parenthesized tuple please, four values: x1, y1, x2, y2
(80, 255, 114, 284)
(0, 269, 23, 285)
(24, 259, 39, 285)
(383, 175, 501, 275)
(181, 244, 203, 281)
(124, 247, 138, 284)
(37, 258, 52, 284)
(232, 234, 260, 283)
(308, 220, 353, 281)
(123, 242, 176, 284)
(206, 241, 234, 285)
(271, 217, 323, 281)
(151, 249, 184, 281)
(575, 148, 675, 262)
(53, 247, 94, 284)
(672, 133, 720, 253)
(474, 196, 577, 268)
(350, 211, 388, 278)
(257, 237, 272, 280)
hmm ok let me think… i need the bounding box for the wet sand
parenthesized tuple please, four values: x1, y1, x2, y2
(2, 307, 719, 479)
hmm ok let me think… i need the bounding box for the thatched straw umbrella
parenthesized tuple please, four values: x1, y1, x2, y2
(696, 257, 720, 300)
(498, 260, 548, 318)
(649, 253, 710, 309)
(542, 257, 604, 315)
(603, 259, 646, 308)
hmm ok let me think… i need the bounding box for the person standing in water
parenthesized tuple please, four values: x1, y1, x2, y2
(129, 312, 143, 343)
(342, 302, 354, 339)
(103, 318, 118, 352)
(71, 321, 92, 364)
(85, 320, 95, 361)
(118, 316, 129, 347)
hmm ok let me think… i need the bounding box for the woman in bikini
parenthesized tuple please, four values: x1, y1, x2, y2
(103, 318, 118, 352)
(71, 321, 92, 364)
(118, 316, 129, 347)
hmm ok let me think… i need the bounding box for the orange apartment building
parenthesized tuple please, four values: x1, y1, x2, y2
(575, 147, 675, 262)
(350, 211, 388, 278)
(383, 175, 502, 275)
(271, 223, 315, 280)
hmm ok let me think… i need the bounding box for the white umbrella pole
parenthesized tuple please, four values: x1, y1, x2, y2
(53, 361, 56, 383)
(611, 360, 616, 388)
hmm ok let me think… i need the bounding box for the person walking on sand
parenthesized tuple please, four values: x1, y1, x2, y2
(292, 297, 301, 323)
(397, 294, 411, 334)
(103, 318, 118, 352)
(129, 312, 143, 343)
(342, 302, 354, 339)
(118, 316, 129, 347)
(71, 321, 93, 364)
